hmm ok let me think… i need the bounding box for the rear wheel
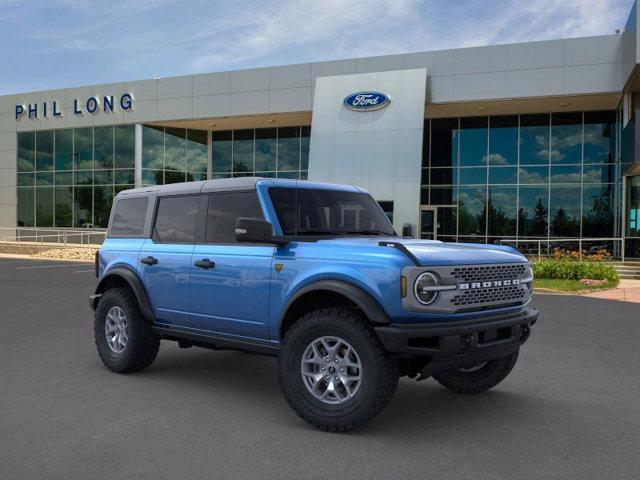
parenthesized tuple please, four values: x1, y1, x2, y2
(278, 308, 399, 432)
(94, 287, 160, 373)
(432, 350, 519, 394)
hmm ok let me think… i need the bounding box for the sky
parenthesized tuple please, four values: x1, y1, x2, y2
(0, 0, 636, 95)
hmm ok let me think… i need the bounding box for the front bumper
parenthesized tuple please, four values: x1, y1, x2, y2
(375, 308, 538, 374)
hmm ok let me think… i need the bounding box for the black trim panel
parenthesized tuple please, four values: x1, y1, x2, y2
(375, 307, 538, 364)
(153, 325, 280, 356)
(92, 267, 155, 321)
(280, 279, 391, 330)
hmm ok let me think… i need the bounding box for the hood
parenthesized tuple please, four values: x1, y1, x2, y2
(316, 237, 527, 266)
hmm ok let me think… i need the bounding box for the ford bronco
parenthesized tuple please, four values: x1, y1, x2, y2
(91, 177, 537, 431)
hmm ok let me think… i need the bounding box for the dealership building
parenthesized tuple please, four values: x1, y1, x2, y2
(3, 3, 640, 257)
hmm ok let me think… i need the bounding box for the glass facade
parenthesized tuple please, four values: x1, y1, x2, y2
(17, 125, 135, 228)
(422, 111, 620, 244)
(14, 111, 623, 253)
(17, 124, 311, 228)
(211, 126, 310, 179)
(141, 126, 208, 185)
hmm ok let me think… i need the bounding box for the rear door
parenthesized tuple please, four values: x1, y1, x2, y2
(139, 194, 202, 327)
(189, 191, 274, 339)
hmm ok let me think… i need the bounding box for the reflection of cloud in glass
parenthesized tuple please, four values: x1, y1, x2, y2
(458, 189, 485, 212)
(518, 168, 546, 183)
(490, 191, 517, 215)
(550, 187, 581, 218)
(583, 167, 604, 183)
(551, 131, 581, 150)
(549, 150, 564, 162)
(482, 153, 507, 165)
(550, 171, 581, 183)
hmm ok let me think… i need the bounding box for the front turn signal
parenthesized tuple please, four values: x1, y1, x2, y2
(400, 276, 407, 298)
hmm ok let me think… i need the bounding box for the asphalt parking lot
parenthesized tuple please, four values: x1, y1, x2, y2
(1, 257, 639, 480)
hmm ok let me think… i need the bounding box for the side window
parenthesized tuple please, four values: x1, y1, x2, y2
(153, 195, 200, 244)
(205, 192, 263, 244)
(110, 197, 148, 236)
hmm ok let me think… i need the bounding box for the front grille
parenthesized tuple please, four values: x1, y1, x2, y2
(451, 285, 525, 307)
(451, 264, 527, 283)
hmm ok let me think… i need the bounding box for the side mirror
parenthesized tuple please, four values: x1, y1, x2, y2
(235, 217, 275, 244)
(402, 223, 414, 238)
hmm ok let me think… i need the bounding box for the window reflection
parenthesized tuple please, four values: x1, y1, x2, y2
(519, 114, 549, 165)
(233, 129, 254, 174)
(488, 116, 517, 166)
(551, 113, 582, 165)
(519, 166, 548, 184)
(518, 186, 548, 237)
(458, 187, 486, 236)
(255, 128, 277, 172)
(583, 184, 614, 237)
(430, 118, 457, 167)
(550, 185, 581, 237)
(584, 111, 615, 164)
(550, 165, 581, 183)
(36, 131, 54, 171)
(459, 117, 487, 167)
(212, 131, 232, 174)
(488, 186, 517, 237)
(17, 125, 135, 228)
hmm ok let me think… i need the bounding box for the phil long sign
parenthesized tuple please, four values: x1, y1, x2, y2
(343, 91, 390, 111)
(15, 93, 134, 120)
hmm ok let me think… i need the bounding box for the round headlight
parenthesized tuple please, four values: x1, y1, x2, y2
(414, 272, 439, 305)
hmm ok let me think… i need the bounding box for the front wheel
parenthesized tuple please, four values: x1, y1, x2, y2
(278, 308, 399, 432)
(432, 350, 519, 394)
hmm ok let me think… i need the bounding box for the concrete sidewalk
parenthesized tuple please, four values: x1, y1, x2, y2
(582, 279, 640, 303)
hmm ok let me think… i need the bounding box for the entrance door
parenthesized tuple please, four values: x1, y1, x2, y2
(420, 207, 437, 239)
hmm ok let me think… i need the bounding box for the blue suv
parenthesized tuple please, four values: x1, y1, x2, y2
(91, 177, 538, 431)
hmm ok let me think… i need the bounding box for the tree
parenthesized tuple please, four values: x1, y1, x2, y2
(532, 198, 548, 236)
(551, 208, 579, 237)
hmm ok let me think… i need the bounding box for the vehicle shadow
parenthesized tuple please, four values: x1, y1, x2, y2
(140, 344, 559, 436)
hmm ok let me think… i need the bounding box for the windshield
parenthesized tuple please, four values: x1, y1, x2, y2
(268, 187, 396, 237)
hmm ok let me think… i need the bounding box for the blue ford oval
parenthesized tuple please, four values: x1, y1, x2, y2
(343, 91, 390, 111)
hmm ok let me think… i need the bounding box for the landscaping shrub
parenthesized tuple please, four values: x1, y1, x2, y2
(532, 259, 619, 285)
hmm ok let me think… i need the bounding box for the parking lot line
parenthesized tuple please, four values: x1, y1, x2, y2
(15, 263, 88, 270)
(73, 269, 95, 274)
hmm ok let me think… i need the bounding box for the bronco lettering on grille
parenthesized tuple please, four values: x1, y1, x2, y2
(459, 278, 521, 290)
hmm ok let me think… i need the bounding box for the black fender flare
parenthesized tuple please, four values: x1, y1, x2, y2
(92, 267, 155, 321)
(279, 280, 391, 333)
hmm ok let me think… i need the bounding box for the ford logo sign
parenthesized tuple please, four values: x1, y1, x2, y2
(343, 91, 390, 111)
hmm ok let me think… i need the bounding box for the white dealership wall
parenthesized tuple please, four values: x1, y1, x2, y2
(308, 69, 426, 233)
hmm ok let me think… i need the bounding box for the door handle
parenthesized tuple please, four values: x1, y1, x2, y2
(140, 256, 158, 266)
(194, 259, 215, 269)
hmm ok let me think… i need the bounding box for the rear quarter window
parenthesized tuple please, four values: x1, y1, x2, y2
(109, 197, 149, 236)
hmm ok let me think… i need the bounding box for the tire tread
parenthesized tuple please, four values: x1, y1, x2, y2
(278, 307, 398, 432)
(94, 287, 160, 373)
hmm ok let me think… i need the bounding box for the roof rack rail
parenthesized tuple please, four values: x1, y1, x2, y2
(378, 241, 420, 266)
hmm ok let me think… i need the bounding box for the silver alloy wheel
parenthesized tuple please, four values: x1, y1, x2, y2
(105, 306, 128, 354)
(458, 362, 488, 373)
(300, 336, 362, 405)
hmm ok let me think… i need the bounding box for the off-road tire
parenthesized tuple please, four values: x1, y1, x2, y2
(94, 287, 160, 373)
(278, 307, 399, 432)
(433, 350, 519, 394)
